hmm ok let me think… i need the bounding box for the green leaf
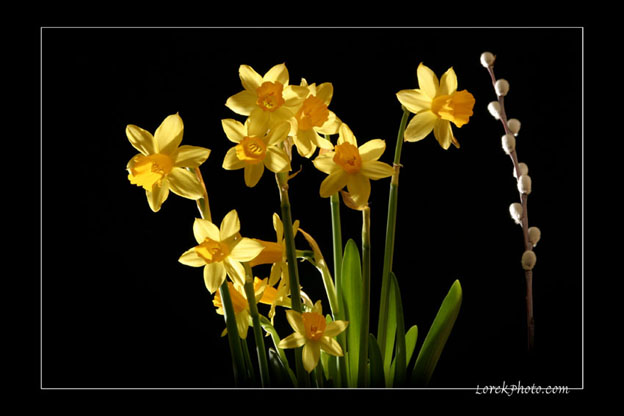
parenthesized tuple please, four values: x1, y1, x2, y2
(368, 334, 385, 388)
(341, 238, 362, 387)
(411, 279, 463, 386)
(268, 349, 295, 388)
(405, 325, 419, 367)
(390, 273, 406, 387)
(383, 272, 398, 386)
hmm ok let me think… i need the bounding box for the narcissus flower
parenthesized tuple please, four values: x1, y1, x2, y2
(312, 123, 394, 207)
(126, 113, 211, 212)
(225, 63, 308, 133)
(291, 80, 341, 158)
(222, 115, 291, 187)
(278, 300, 348, 373)
(396, 63, 475, 149)
(178, 210, 265, 293)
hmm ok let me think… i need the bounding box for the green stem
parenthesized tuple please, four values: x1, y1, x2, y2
(193, 167, 212, 222)
(218, 280, 248, 386)
(377, 107, 410, 361)
(275, 171, 309, 387)
(330, 192, 343, 297)
(358, 206, 372, 387)
(243, 263, 271, 387)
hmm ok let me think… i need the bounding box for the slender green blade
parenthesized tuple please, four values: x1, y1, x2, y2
(383, 272, 398, 386)
(368, 334, 385, 388)
(268, 349, 295, 388)
(341, 239, 362, 387)
(390, 273, 406, 387)
(405, 325, 419, 367)
(411, 279, 463, 386)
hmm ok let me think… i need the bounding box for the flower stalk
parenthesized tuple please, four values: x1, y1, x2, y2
(377, 107, 410, 361)
(275, 171, 309, 387)
(358, 205, 371, 387)
(243, 262, 271, 387)
(194, 167, 212, 222)
(218, 280, 249, 386)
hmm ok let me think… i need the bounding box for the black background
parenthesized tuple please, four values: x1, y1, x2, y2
(40, 27, 582, 390)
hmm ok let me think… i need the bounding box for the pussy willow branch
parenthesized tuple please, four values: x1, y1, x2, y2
(486, 64, 535, 353)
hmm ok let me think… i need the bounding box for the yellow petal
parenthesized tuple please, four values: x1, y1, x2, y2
(293, 130, 316, 158)
(229, 238, 265, 262)
(360, 160, 394, 180)
(264, 147, 291, 173)
(146, 180, 169, 212)
(302, 342, 321, 373)
(417, 63, 440, 99)
(285, 310, 305, 334)
(310, 130, 334, 150)
(337, 123, 357, 146)
(174, 145, 211, 168)
(346, 174, 371, 207)
(319, 169, 348, 198)
(244, 163, 264, 187)
(404, 111, 438, 142)
(204, 262, 227, 294)
(222, 119, 246, 143)
(396, 89, 432, 114)
(324, 320, 348, 337)
(223, 257, 246, 287)
(316, 82, 333, 105)
(316, 111, 341, 135)
(193, 217, 220, 244)
(439, 67, 458, 96)
(358, 139, 386, 162)
(278, 332, 306, 349)
(222, 147, 246, 170)
(433, 119, 454, 150)
(154, 113, 184, 155)
(312, 152, 338, 175)
(225, 90, 257, 116)
(220, 209, 240, 241)
(249, 239, 282, 267)
(239, 64, 262, 91)
(167, 167, 203, 199)
(126, 124, 156, 155)
(263, 63, 289, 85)
(266, 121, 291, 146)
(236, 309, 250, 339)
(178, 247, 206, 267)
(320, 336, 344, 357)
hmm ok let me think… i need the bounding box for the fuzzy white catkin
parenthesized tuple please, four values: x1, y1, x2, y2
(488, 101, 502, 120)
(480, 52, 496, 67)
(495, 79, 510, 96)
(507, 118, 521, 135)
(528, 227, 541, 247)
(518, 175, 532, 195)
(502, 133, 516, 154)
(521, 250, 537, 271)
(513, 162, 529, 179)
(509, 202, 523, 225)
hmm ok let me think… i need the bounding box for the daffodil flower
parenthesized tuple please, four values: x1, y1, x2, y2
(126, 113, 211, 212)
(396, 63, 475, 149)
(222, 114, 291, 187)
(312, 123, 394, 207)
(291, 80, 341, 158)
(278, 300, 348, 373)
(225, 63, 308, 133)
(178, 210, 265, 293)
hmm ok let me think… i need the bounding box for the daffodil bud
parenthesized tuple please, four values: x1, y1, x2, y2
(507, 118, 521, 135)
(518, 175, 532, 195)
(480, 51, 496, 67)
(488, 101, 502, 120)
(521, 250, 537, 271)
(495, 79, 510, 96)
(502, 133, 516, 154)
(513, 162, 529, 179)
(509, 202, 523, 225)
(528, 226, 541, 247)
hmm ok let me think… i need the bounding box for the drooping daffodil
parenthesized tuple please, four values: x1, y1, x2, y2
(396, 63, 475, 149)
(126, 113, 211, 212)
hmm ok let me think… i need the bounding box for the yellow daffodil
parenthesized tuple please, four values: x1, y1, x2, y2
(225, 63, 308, 133)
(126, 113, 211, 212)
(291, 80, 341, 158)
(278, 300, 348, 373)
(212, 281, 254, 339)
(222, 114, 291, 187)
(312, 123, 394, 207)
(396, 63, 475, 149)
(178, 210, 265, 293)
